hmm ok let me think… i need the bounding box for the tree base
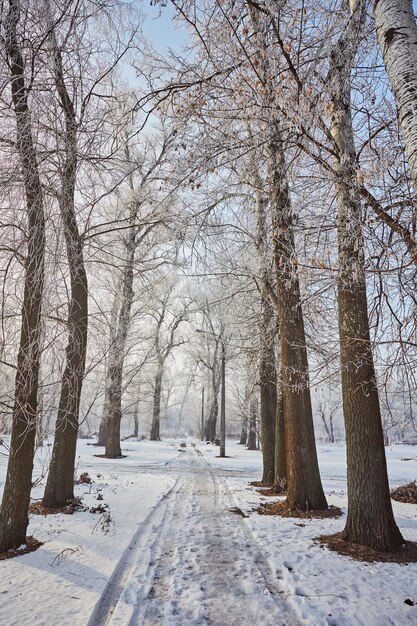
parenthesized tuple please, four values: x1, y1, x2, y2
(319, 532, 417, 563)
(0, 536, 42, 560)
(257, 500, 342, 519)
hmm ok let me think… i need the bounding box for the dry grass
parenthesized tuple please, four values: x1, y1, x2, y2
(318, 532, 417, 564)
(249, 481, 273, 488)
(29, 496, 85, 516)
(0, 536, 43, 561)
(257, 500, 343, 519)
(390, 481, 417, 504)
(256, 487, 287, 497)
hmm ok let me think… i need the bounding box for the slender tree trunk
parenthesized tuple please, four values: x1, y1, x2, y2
(247, 397, 258, 451)
(254, 182, 277, 483)
(150, 367, 163, 440)
(259, 295, 276, 483)
(374, 0, 417, 190)
(103, 203, 137, 458)
(97, 296, 119, 446)
(239, 415, 248, 445)
(105, 363, 123, 457)
(330, 0, 403, 551)
(274, 381, 287, 492)
(133, 396, 139, 438)
(0, 0, 46, 551)
(268, 125, 327, 511)
(43, 22, 88, 508)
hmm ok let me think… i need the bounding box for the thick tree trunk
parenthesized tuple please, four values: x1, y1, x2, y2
(0, 0, 46, 551)
(247, 397, 258, 451)
(150, 368, 163, 441)
(374, 0, 417, 189)
(330, 0, 403, 551)
(43, 23, 88, 508)
(268, 126, 327, 511)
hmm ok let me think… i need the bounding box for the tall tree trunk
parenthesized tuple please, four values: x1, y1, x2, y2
(105, 363, 123, 457)
(330, 0, 403, 551)
(274, 381, 287, 492)
(132, 390, 140, 438)
(150, 367, 163, 440)
(268, 125, 327, 511)
(104, 205, 137, 458)
(374, 0, 417, 189)
(247, 397, 258, 451)
(255, 182, 277, 483)
(239, 414, 248, 445)
(248, 5, 326, 510)
(43, 20, 88, 508)
(259, 295, 276, 483)
(0, 0, 46, 551)
(97, 296, 119, 446)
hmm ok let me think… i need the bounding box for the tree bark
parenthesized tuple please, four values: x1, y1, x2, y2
(0, 0, 46, 551)
(43, 17, 88, 508)
(374, 0, 417, 189)
(330, 0, 403, 551)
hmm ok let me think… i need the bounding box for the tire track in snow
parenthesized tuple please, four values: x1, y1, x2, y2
(87, 474, 182, 626)
(95, 446, 300, 626)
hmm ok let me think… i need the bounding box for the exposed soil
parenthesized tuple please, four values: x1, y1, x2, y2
(257, 500, 342, 519)
(318, 532, 417, 564)
(0, 536, 43, 561)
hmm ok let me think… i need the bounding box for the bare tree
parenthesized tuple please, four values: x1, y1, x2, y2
(42, 3, 88, 508)
(150, 289, 188, 440)
(329, 0, 403, 551)
(0, 0, 46, 551)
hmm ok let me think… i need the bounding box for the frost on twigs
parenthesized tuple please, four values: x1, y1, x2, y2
(257, 501, 342, 519)
(318, 533, 417, 564)
(0, 536, 43, 561)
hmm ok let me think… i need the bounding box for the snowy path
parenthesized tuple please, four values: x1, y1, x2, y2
(89, 445, 300, 626)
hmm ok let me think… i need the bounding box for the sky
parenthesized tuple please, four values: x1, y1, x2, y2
(142, 2, 186, 53)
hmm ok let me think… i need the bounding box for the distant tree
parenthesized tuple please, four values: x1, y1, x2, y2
(149, 289, 188, 440)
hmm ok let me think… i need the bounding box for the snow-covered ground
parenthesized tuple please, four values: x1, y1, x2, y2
(0, 438, 416, 625)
